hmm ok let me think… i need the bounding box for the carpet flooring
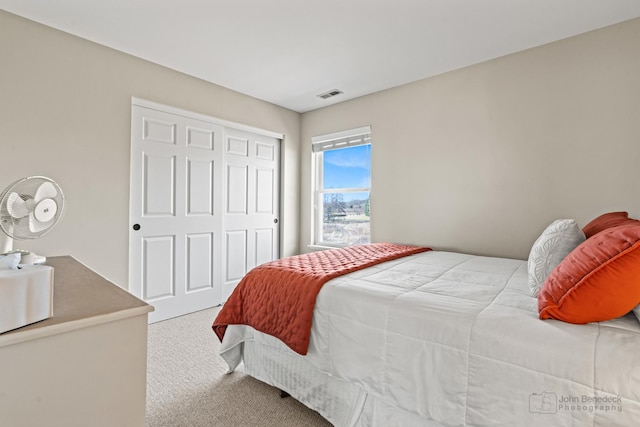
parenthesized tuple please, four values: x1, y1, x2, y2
(146, 307, 332, 427)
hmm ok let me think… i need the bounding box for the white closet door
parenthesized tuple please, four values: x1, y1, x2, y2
(129, 100, 282, 322)
(130, 105, 224, 323)
(223, 128, 280, 300)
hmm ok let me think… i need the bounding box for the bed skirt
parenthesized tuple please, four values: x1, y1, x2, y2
(220, 325, 445, 427)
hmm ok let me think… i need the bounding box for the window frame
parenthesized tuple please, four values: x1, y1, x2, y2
(311, 126, 372, 248)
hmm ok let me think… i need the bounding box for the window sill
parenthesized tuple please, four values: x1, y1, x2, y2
(307, 244, 345, 252)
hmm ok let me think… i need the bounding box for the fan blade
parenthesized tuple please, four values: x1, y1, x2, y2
(6, 192, 30, 219)
(34, 181, 58, 203)
(29, 212, 52, 234)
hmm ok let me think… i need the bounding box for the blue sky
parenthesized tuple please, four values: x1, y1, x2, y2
(323, 144, 371, 190)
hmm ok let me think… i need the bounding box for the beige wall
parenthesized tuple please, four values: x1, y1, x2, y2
(3, 10, 639, 287)
(0, 11, 301, 288)
(300, 18, 640, 260)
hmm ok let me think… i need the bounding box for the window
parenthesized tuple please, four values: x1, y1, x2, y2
(312, 126, 371, 247)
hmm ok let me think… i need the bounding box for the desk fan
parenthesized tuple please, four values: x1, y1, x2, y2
(0, 176, 65, 263)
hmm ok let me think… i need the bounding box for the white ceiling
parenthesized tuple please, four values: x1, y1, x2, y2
(2, 0, 640, 113)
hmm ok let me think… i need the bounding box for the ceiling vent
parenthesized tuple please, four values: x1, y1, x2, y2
(317, 89, 343, 99)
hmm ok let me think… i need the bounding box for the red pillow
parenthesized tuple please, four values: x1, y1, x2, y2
(582, 211, 639, 238)
(538, 223, 640, 324)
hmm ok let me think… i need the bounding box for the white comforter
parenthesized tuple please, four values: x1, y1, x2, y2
(221, 251, 640, 426)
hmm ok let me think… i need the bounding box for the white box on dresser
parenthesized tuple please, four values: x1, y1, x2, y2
(0, 265, 54, 333)
(0, 256, 154, 427)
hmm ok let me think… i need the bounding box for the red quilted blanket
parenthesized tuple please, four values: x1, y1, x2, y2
(212, 242, 431, 355)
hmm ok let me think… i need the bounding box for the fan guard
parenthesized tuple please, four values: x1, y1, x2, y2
(0, 176, 65, 242)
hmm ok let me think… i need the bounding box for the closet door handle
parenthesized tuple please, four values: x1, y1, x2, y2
(132, 224, 141, 231)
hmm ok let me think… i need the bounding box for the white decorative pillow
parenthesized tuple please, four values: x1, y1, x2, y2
(527, 219, 585, 297)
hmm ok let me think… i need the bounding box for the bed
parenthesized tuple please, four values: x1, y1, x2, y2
(213, 214, 640, 427)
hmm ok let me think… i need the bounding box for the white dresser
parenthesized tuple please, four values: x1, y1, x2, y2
(0, 256, 153, 427)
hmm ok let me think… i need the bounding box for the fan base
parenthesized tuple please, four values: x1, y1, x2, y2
(0, 234, 12, 255)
